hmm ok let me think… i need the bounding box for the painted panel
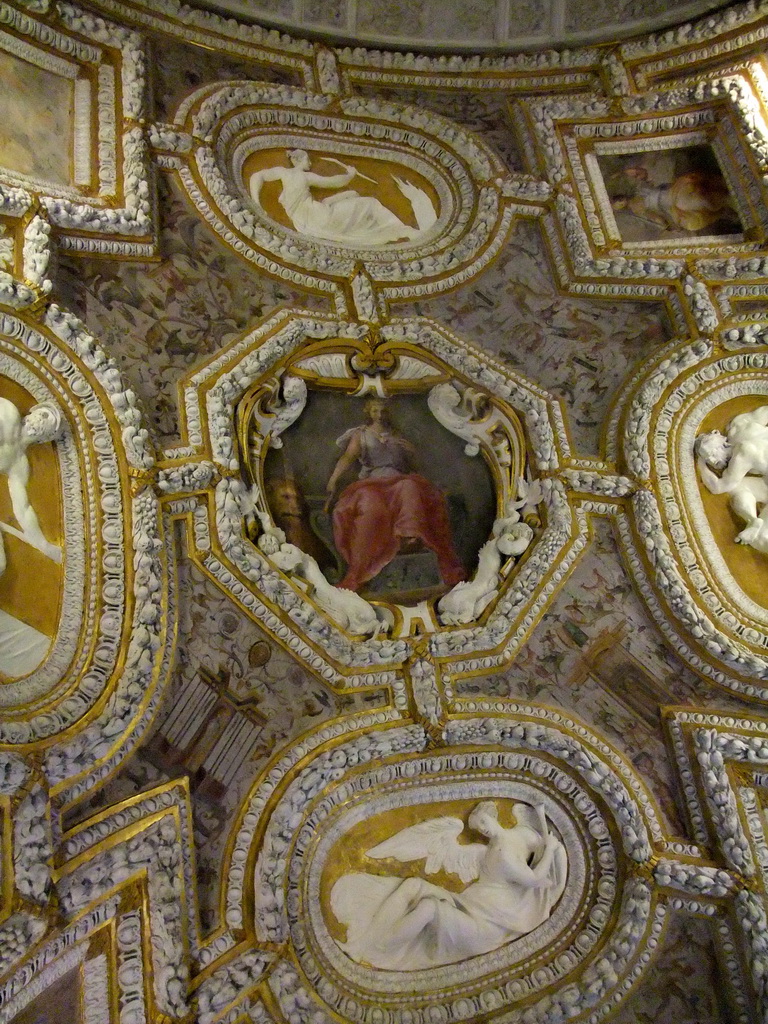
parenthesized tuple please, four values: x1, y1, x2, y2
(596, 145, 741, 243)
(0, 49, 73, 186)
(263, 390, 496, 603)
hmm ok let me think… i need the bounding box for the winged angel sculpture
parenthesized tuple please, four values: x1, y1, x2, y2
(330, 800, 567, 971)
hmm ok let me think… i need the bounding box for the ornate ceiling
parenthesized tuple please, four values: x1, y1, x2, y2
(196, 0, 728, 50)
(2, 1, 768, 1023)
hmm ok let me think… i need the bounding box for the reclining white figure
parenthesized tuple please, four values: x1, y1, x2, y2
(249, 149, 437, 247)
(330, 800, 567, 971)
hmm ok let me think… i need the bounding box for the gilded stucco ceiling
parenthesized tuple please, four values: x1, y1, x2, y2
(2, 1, 768, 1023)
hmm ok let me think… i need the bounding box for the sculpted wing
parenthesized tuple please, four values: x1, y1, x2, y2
(366, 816, 485, 883)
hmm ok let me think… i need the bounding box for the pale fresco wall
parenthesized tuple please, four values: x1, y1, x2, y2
(55, 35, 753, 1017)
(58, 174, 326, 446)
(610, 913, 727, 1024)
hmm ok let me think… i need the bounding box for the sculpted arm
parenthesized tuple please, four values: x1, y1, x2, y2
(530, 834, 560, 884)
(304, 168, 355, 189)
(503, 833, 560, 889)
(698, 449, 753, 495)
(249, 166, 284, 204)
(6, 454, 59, 560)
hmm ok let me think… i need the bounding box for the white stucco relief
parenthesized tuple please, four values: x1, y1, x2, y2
(330, 800, 567, 971)
(249, 149, 437, 247)
(269, 540, 390, 637)
(438, 481, 538, 626)
(696, 406, 768, 553)
(0, 398, 62, 568)
(0, 397, 63, 678)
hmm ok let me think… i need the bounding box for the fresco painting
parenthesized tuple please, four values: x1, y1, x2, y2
(263, 390, 497, 604)
(0, 49, 73, 185)
(596, 144, 742, 243)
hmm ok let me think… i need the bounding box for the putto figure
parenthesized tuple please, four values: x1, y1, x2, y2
(324, 397, 465, 592)
(248, 149, 437, 246)
(330, 800, 567, 971)
(0, 397, 63, 574)
(696, 405, 768, 553)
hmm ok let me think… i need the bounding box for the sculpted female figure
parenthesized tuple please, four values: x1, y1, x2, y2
(330, 800, 567, 971)
(324, 397, 465, 593)
(248, 149, 436, 247)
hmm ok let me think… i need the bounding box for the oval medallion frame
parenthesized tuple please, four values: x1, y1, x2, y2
(0, 309, 170, 814)
(294, 762, 596, 1009)
(171, 83, 517, 301)
(233, 131, 453, 257)
(620, 343, 768, 695)
(235, 712, 662, 1024)
(0, 352, 85, 709)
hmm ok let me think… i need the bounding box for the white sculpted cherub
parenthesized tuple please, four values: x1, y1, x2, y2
(0, 397, 63, 575)
(330, 799, 567, 971)
(696, 405, 768, 553)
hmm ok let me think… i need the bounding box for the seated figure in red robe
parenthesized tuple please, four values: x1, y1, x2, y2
(324, 397, 465, 593)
